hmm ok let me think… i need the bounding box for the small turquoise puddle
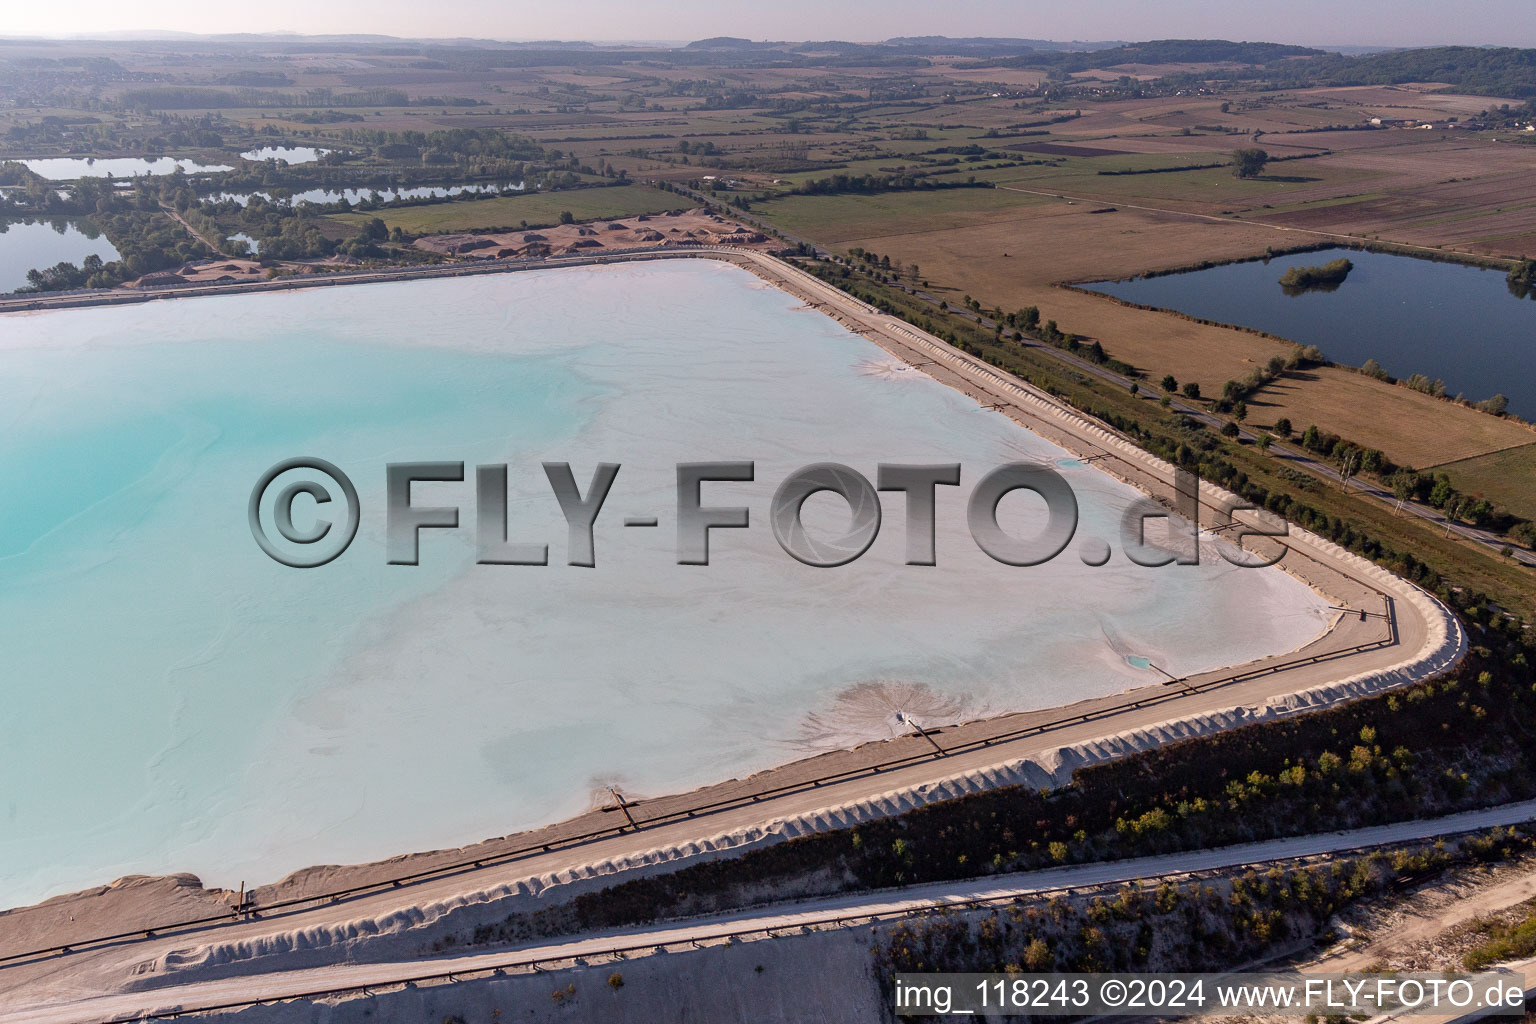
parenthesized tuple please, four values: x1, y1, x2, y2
(1126, 656, 1154, 670)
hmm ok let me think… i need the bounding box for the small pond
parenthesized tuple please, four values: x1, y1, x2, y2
(0, 218, 120, 293)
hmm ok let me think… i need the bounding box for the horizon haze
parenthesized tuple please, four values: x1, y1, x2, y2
(3, 0, 1535, 50)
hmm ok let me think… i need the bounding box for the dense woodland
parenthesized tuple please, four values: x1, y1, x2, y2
(1268, 46, 1536, 98)
(970, 40, 1536, 99)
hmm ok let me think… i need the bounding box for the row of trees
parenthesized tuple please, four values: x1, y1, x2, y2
(1270, 416, 1526, 538)
(119, 86, 415, 111)
(1362, 360, 1512, 417)
(805, 253, 1535, 553)
(790, 171, 994, 196)
(835, 255, 1536, 582)
(877, 831, 1527, 979)
(845, 246, 920, 282)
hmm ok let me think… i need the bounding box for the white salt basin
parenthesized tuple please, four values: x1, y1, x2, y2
(0, 261, 1331, 906)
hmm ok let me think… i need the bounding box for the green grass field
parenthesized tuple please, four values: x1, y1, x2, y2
(328, 185, 692, 234)
(984, 160, 1381, 205)
(1427, 442, 1536, 521)
(1248, 191, 1389, 217)
(990, 164, 1302, 201)
(753, 186, 1050, 244)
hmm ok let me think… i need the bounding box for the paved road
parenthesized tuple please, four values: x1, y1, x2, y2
(9, 800, 1535, 1024)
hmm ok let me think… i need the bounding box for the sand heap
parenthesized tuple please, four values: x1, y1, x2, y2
(126, 259, 264, 287)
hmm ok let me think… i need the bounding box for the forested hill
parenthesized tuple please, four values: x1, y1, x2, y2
(984, 42, 1536, 99)
(987, 39, 1324, 70)
(1272, 46, 1536, 97)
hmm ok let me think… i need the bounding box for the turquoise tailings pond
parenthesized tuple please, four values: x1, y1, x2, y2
(0, 260, 1331, 907)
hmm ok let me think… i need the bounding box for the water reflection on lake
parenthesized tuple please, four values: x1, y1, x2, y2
(0, 218, 120, 293)
(239, 147, 329, 164)
(226, 232, 261, 255)
(19, 156, 233, 179)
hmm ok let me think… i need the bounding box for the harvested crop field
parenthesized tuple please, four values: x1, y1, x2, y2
(1248, 367, 1536, 469)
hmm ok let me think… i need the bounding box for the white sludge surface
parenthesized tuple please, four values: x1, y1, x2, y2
(0, 261, 1330, 906)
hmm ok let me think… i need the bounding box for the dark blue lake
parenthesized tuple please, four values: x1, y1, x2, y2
(1079, 247, 1536, 419)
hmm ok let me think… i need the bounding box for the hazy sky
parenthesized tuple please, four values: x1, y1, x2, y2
(8, 0, 1535, 49)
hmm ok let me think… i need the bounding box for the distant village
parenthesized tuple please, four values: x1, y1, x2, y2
(1369, 114, 1536, 130)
